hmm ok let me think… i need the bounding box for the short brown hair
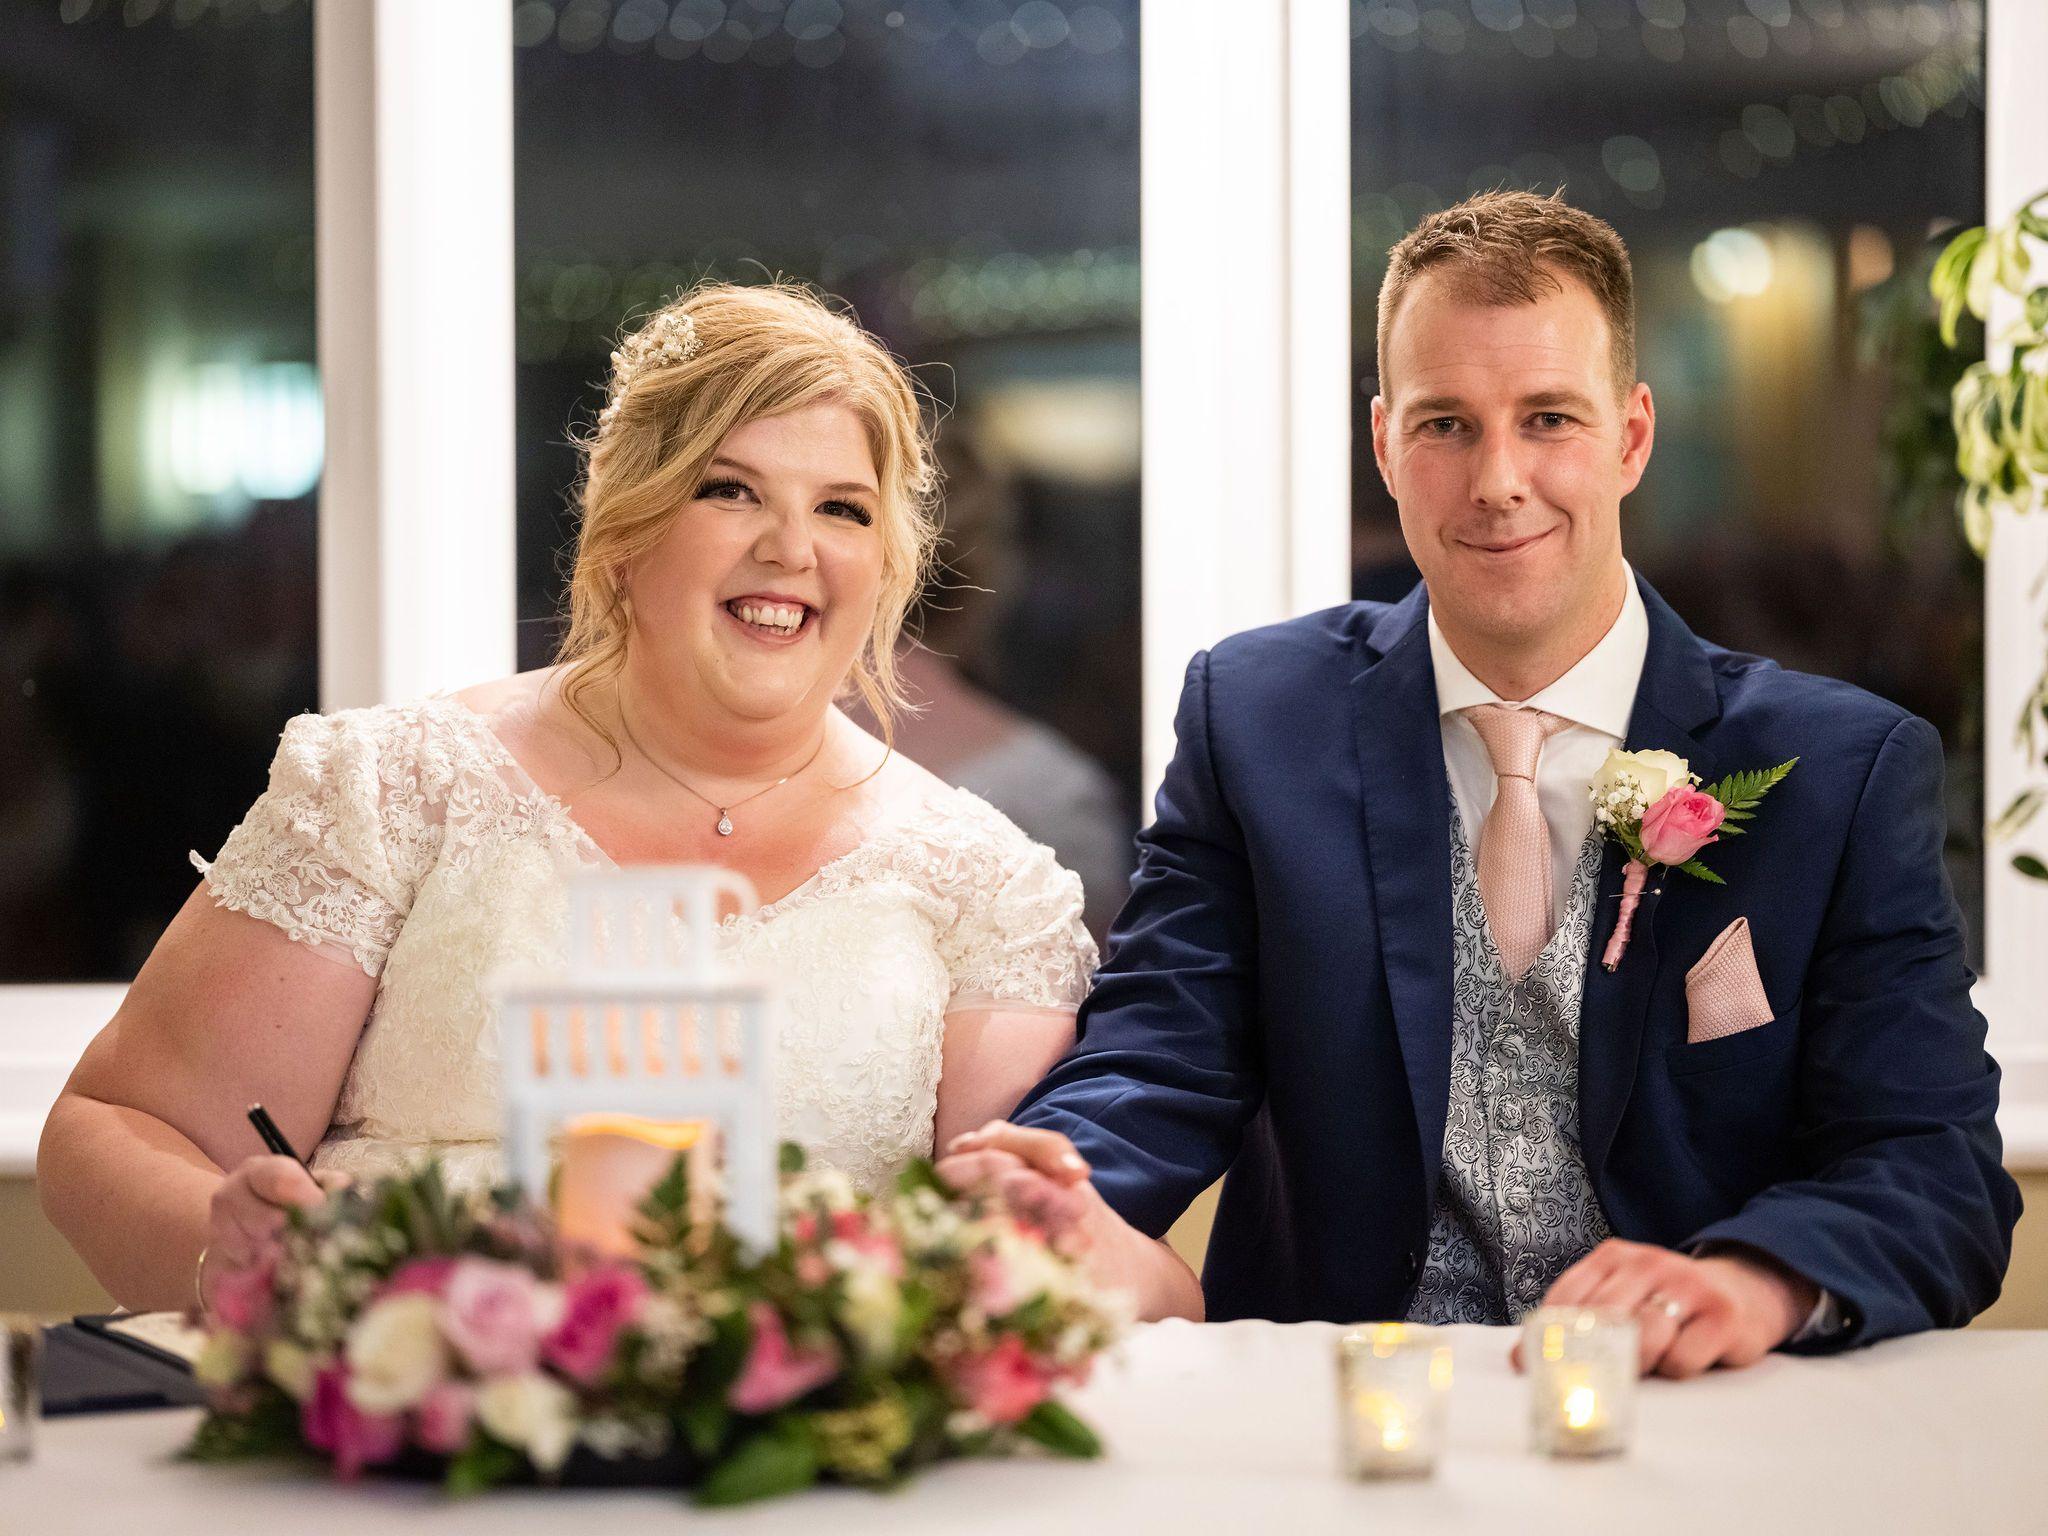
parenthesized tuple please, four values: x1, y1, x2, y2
(1375, 190, 1636, 399)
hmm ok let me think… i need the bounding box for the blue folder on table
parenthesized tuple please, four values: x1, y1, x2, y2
(41, 1315, 209, 1416)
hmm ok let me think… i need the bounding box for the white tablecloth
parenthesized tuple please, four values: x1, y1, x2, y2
(18, 1321, 2047, 1534)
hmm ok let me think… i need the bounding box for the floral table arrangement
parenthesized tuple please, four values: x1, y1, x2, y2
(182, 1148, 1128, 1505)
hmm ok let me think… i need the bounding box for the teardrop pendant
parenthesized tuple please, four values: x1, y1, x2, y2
(715, 812, 734, 837)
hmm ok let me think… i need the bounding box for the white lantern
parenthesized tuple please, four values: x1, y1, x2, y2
(493, 867, 780, 1253)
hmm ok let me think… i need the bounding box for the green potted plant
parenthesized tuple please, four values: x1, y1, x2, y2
(1932, 192, 2048, 880)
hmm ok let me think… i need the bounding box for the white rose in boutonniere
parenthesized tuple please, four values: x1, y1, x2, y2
(1590, 748, 1694, 815)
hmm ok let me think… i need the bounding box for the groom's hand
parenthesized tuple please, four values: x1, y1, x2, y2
(936, 1121, 1096, 1242)
(1516, 1237, 1818, 1379)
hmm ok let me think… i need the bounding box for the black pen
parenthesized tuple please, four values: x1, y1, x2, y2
(247, 1102, 306, 1166)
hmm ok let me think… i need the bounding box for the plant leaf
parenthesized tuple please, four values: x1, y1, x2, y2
(444, 1435, 524, 1498)
(2014, 853, 2048, 882)
(1702, 759, 1798, 812)
(697, 1418, 821, 1506)
(1677, 858, 1726, 885)
(1016, 1400, 1103, 1459)
(180, 1395, 305, 1463)
(678, 1395, 730, 1459)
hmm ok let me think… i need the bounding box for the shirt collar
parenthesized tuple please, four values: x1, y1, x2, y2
(1426, 564, 1647, 741)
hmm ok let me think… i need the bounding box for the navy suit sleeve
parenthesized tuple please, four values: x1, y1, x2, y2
(1684, 715, 2022, 1349)
(1011, 650, 1263, 1238)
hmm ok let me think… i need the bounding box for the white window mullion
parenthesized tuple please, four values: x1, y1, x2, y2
(316, 0, 516, 710)
(1139, 0, 1352, 803)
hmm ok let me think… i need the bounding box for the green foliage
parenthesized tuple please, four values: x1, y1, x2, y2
(1932, 193, 2048, 881)
(179, 1392, 304, 1463)
(444, 1435, 525, 1497)
(1702, 759, 1798, 814)
(1675, 858, 1725, 885)
(696, 1417, 821, 1506)
(1016, 1400, 1103, 1459)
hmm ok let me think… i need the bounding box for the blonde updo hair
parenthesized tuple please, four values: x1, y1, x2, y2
(555, 280, 941, 761)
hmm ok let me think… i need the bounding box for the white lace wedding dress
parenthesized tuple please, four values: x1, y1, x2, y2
(191, 697, 1098, 1192)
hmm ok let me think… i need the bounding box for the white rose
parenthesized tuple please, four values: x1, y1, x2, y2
(264, 1339, 320, 1402)
(1590, 747, 1691, 808)
(343, 1294, 448, 1414)
(838, 1263, 904, 1363)
(477, 1372, 579, 1473)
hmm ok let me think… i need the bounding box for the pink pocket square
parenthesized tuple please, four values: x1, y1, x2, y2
(1684, 918, 1774, 1044)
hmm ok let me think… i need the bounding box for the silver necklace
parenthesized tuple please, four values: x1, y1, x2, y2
(618, 697, 827, 838)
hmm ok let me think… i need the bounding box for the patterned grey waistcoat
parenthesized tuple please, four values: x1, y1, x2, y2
(1406, 798, 1613, 1326)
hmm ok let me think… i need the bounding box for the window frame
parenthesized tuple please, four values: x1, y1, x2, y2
(5, 0, 2041, 1173)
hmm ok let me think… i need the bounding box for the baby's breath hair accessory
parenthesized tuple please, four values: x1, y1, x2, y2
(598, 308, 702, 433)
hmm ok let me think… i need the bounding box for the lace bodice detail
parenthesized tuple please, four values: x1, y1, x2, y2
(192, 698, 1098, 1192)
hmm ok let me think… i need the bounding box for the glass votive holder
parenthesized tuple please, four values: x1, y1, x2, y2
(0, 1315, 42, 1465)
(1334, 1323, 1453, 1479)
(1523, 1306, 1639, 1458)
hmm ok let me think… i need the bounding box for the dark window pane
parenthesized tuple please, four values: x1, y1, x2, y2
(0, 0, 318, 982)
(1351, 0, 1985, 962)
(515, 0, 1143, 940)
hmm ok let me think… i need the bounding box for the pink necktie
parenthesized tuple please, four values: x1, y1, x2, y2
(1463, 705, 1571, 979)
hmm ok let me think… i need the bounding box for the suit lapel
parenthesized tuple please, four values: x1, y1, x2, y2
(1577, 577, 1722, 1183)
(1349, 587, 1455, 1208)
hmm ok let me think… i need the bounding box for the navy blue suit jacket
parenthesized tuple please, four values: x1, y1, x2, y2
(1015, 576, 2019, 1347)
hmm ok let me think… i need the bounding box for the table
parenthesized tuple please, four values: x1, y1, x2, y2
(16, 1321, 2046, 1534)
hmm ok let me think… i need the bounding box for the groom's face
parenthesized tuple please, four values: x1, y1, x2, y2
(1371, 267, 1653, 650)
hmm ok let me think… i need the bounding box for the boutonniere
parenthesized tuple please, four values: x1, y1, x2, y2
(1589, 749, 1797, 971)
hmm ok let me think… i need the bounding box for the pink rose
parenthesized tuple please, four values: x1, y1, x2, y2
(727, 1302, 838, 1415)
(542, 1265, 648, 1384)
(945, 1336, 1054, 1426)
(303, 1365, 404, 1480)
(1639, 785, 1726, 866)
(382, 1257, 458, 1299)
(440, 1259, 560, 1376)
(412, 1380, 475, 1457)
(968, 1252, 1019, 1318)
(207, 1257, 276, 1334)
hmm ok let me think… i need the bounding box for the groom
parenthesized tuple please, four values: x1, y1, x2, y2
(943, 191, 2019, 1372)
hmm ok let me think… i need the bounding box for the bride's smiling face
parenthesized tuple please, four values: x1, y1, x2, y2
(625, 403, 886, 725)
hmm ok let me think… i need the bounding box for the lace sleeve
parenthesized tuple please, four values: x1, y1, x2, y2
(189, 706, 448, 977)
(935, 801, 1099, 1012)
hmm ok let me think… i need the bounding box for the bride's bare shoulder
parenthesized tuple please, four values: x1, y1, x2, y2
(450, 667, 601, 765)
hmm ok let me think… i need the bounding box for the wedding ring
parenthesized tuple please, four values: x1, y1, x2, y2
(1643, 1293, 1683, 1322)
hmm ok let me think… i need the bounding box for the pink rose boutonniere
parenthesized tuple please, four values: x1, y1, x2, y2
(1589, 749, 1797, 971)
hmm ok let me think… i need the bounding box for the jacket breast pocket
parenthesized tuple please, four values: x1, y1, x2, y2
(1663, 1007, 1801, 1199)
(1664, 1007, 1800, 1077)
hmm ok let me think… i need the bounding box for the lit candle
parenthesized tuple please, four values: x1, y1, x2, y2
(554, 1114, 714, 1260)
(1335, 1324, 1452, 1479)
(1524, 1307, 1638, 1458)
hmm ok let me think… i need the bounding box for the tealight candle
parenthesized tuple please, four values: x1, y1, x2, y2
(554, 1115, 714, 1260)
(1335, 1323, 1453, 1479)
(0, 1315, 41, 1465)
(1523, 1306, 1638, 1458)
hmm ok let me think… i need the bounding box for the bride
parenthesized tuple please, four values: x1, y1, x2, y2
(39, 282, 1196, 1319)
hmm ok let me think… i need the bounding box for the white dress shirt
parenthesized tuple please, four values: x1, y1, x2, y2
(1428, 568, 1648, 920)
